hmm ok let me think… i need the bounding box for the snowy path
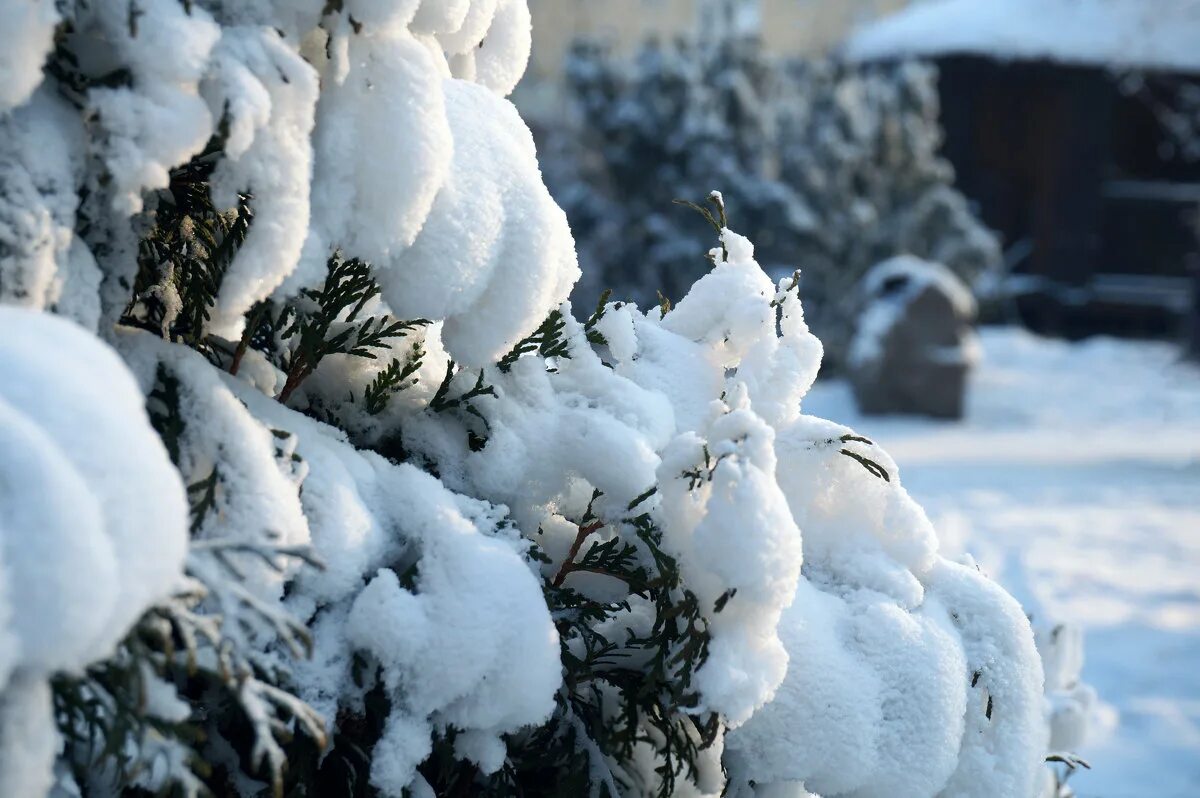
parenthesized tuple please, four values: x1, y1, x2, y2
(805, 328, 1200, 798)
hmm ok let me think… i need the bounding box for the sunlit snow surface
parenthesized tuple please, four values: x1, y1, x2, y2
(807, 327, 1200, 798)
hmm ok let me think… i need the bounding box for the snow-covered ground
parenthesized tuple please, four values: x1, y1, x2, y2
(806, 326, 1200, 798)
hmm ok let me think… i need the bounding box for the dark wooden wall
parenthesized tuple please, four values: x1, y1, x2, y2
(934, 55, 1200, 337)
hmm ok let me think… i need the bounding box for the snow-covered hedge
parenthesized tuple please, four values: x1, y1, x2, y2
(1, 2, 1054, 796)
(537, 38, 1000, 369)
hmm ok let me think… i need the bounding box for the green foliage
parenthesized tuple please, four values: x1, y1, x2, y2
(69, 65, 727, 798)
(55, 361, 329, 798)
(426, 361, 497, 452)
(122, 146, 252, 357)
(362, 339, 426, 415)
(499, 308, 571, 371)
(584, 288, 613, 347)
(275, 253, 429, 403)
(457, 495, 718, 798)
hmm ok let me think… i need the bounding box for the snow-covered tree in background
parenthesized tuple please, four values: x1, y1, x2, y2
(541, 40, 1000, 368)
(777, 58, 1002, 365)
(1, 1, 1058, 796)
(546, 35, 813, 313)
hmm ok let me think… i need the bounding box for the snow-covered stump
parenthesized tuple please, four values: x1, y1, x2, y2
(0, 3, 1058, 797)
(848, 256, 979, 419)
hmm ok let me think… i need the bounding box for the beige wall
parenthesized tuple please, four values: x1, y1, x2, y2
(525, 0, 910, 82)
(760, 0, 911, 58)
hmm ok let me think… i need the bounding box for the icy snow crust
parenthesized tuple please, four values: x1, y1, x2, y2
(0, 1, 1050, 796)
(846, 0, 1200, 74)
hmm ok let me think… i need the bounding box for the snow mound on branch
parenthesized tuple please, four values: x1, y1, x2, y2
(724, 410, 1047, 797)
(2, 0, 563, 365)
(297, 0, 570, 365)
(201, 26, 319, 338)
(81, 0, 221, 217)
(846, 0, 1200, 74)
(380, 79, 578, 366)
(0, 0, 57, 114)
(0, 308, 189, 670)
(0, 310, 188, 798)
(0, 676, 57, 798)
(390, 224, 1046, 794)
(1037, 623, 1098, 756)
(304, 23, 452, 283)
(657, 392, 803, 727)
(467, 0, 533, 96)
(0, 90, 100, 330)
(239, 370, 561, 794)
(119, 331, 561, 796)
(580, 231, 1044, 796)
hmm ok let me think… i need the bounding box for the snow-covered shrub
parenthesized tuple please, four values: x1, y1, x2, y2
(0, 307, 189, 797)
(544, 36, 813, 310)
(1036, 624, 1099, 798)
(776, 59, 1001, 365)
(1, 2, 1055, 796)
(539, 39, 999, 369)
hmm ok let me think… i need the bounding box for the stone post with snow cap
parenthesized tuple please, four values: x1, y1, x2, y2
(847, 255, 979, 419)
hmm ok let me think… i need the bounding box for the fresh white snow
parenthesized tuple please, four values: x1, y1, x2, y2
(0, 0, 1076, 794)
(806, 326, 1200, 798)
(0, 308, 189, 798)
(846, 0, 1200, 74)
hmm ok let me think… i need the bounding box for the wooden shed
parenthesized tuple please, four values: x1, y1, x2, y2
(847, 0, 1200, 338)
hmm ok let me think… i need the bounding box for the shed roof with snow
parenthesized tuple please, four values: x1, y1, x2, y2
(845, 0, 1200, 74)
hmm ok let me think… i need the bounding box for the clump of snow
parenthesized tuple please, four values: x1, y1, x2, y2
(1037, 623, 1099, 756)
(201, 27, 319, 338)
(0, 675, 57, 798)
(0, 90, 99, 329)
(0, 308, 189, 663)
(805, 327, 1200, 796)
(657, 390, 803, 727)
(437, 0, 501, 56)
(299, 1, 569, 365)
(380, 79, 578, 366)
(3, 0, 563, 361)
(303, 22, 452, 281)
(846, 0, 1200, 74)
(412, 0, 471, 36)
(0, 0, 1061, 793)
(407, 220, 1045, 795)
(470, 0, 533, 96)
(0, 0, 58, 114)
(82, 0, 221, 217)
(726, 412, 1048, 796)
(119, 327, 562, 796)
(0, 309, 188, 797)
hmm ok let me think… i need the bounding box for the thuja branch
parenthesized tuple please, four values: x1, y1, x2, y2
(229, 302, 268, 377)
(275, 254, 428, 404)
(553, 520, 606, 587)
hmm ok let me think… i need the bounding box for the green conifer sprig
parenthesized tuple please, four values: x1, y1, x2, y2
(362, 339, 426, 415)
(124, 147, 253, 355)
(275, 254, 429, 403)
(499, 307, 572, 371)
(584, 288, 614, 347)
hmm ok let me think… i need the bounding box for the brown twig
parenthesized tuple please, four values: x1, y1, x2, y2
(277, 365, 309, 405)
(229, 303, 266, 377)
(552, 520, 605, 587)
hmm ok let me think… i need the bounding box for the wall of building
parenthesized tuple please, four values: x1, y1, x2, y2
(524, 0, 911, 84)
